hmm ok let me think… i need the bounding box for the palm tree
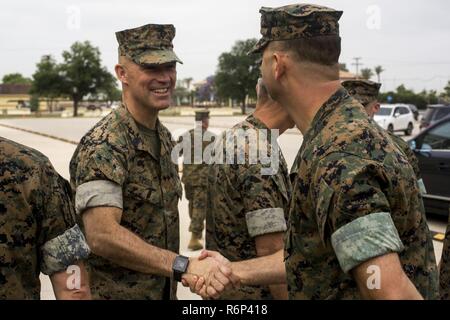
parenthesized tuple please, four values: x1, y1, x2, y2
(360, 68, 374, 80)
(374, 66, 385, 83)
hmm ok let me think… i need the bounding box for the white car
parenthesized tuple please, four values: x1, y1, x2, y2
(374, 104, 415, 136)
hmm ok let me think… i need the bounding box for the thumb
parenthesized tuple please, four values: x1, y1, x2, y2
(198, 250, 210, 260)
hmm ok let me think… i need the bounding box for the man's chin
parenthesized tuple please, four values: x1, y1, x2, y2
(148, 99, 172, 111)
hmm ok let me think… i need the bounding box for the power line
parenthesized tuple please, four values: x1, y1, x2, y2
(351, 57, 363, 78)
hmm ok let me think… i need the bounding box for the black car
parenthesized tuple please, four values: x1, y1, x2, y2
(420, 104, 450, 130)
(409, 115, 450, 217)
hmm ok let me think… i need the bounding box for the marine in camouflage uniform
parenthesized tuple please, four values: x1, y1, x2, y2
(440, 208, 450, 300)
(179, 110, 216, 250)
(70, 24, 183, 300)
(206, 114, 291, 299)
(0, 137, 90, 299)
(341, 79, 426, 193)
(251, 4, 439, 300)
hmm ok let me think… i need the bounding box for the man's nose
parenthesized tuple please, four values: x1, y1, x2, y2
(154, 69, 173, 83)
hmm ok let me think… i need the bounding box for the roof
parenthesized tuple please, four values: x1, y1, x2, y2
(0, 84, 31, 94)
(339, 70, 357, 80)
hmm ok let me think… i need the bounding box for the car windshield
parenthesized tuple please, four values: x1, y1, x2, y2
(377, 107, 393, 116)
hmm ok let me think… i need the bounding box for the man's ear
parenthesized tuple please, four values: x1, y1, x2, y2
(273, 52, 286, 81)
(374, 102, 381, 113)
(115, 64, 128, 85)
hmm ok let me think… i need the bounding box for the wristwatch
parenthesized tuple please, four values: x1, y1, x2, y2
(172, 255, 190, 282)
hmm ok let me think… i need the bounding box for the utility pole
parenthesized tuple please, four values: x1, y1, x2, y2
(352, 57, 363, 79)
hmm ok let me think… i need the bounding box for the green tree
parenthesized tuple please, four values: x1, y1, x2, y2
(374, 66, 385, 83)
(339, 63, 349, 72)
(378, 85, 434, 109)
(2, 73, 32, 85)
(59, 41, 115, 117)
(441, 81, 450, 103)
(30, 55, 65, 112)
(360, 68, 374, 80)
(29, 94, 40, 112)
(445, 81, 450, 96)
(214, 39, 260, 114)
(95, 72, 121, 107)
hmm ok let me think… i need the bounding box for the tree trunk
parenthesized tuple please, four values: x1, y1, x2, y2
(241, 98, 246, 115)
(73, 98, 79, 117)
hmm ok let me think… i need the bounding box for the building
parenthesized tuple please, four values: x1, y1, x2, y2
(0, 84, 32, 111)
(339, 70, 358, 81)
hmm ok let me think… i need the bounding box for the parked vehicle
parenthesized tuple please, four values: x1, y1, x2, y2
(420, 104, 450, 130)
(374, 104, 415, 136)
(407, 104, 419, 121)
(409, 115, 450, 217)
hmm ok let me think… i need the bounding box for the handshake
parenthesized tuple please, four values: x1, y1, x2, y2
(181, 250, 239, 299)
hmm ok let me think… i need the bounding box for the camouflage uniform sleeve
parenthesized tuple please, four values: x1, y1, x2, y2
(38, 162, 90, 275)
(313, 153, 404, 273)
(240, 165, 287, 238)
(72, 143, 128, 215)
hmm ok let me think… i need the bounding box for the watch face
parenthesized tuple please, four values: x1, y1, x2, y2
(175, 257, 188, 271)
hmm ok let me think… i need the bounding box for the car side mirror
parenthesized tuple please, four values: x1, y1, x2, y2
(394, 112, 400, 118)
(419, 143, 433, 158)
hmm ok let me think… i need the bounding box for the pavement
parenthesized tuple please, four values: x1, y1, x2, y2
(0, 116, 445, 300)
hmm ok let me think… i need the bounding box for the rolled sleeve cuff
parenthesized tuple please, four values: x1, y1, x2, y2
(246, 208, 287, 238)
(75, 180, 123, 215)
(40, 224, 91, 275)
(331, 212, 405, 273)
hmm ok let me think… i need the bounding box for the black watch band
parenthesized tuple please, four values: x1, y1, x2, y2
(172, 255, 189, 282)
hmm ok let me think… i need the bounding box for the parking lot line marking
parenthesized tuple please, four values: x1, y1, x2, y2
(0, 123, 78, 145)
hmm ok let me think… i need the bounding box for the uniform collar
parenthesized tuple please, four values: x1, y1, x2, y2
(117, 103, 168, 159)
(245, 114, 269, 130)
(302, 87, 350, 145)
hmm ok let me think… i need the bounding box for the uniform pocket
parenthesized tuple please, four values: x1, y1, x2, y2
(124, 182, 162, 206)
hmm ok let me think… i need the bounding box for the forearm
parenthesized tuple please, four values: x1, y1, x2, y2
(54, 285, 91, 300)
(51, 262, 91, 300)
(231, 249, 286, 286)
(268, 284, 289, 300)
(90, 223, 177, 277)
(353, 253, 423, 300)
(358, 274, 423, 300)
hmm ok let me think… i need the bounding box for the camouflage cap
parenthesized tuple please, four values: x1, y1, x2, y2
(195, 110, 210, 121)
(250, 4, 343, 54)
(116, 24, 183, 66)
(342, 80, 382, 106)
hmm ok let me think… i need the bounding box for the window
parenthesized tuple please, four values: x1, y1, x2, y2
(377, 107, 393, 116)
(422, 120, 450, 151)
(400, 107, 410, 115)
(434, 108, 450, 121)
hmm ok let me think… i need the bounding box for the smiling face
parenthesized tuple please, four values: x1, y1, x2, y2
(117, 58, 177, 111)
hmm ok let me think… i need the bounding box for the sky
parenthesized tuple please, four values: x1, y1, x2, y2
(1, 0, 450, 93)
